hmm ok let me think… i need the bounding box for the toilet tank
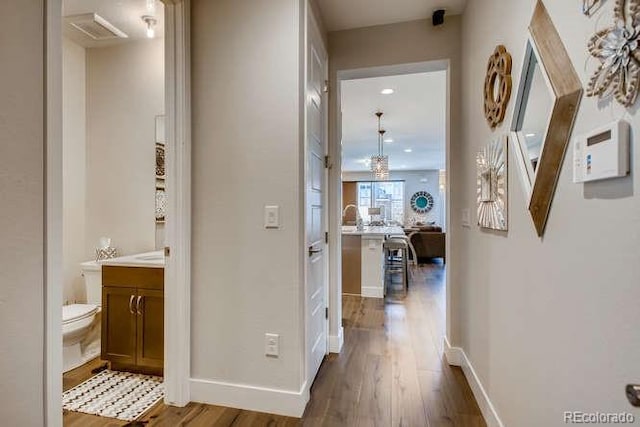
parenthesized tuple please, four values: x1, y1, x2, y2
(80, 260, 102, 306)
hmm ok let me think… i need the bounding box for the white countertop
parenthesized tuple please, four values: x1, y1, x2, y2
(341, 225, 405, 236)
(100, 250, 165, 268)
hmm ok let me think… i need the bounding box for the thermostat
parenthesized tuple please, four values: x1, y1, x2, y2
(573, 120, 630, 183)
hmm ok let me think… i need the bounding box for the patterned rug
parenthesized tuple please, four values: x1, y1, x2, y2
(63, 370, 164, 421)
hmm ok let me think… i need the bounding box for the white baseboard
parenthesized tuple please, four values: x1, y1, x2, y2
(189, 378, 309, 417)
(361, 286, 384, 298)
(443, 337, 504, 427)
(328, 326, 344, 353)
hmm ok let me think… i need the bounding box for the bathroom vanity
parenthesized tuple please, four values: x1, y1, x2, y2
(100, 251, 164, 375)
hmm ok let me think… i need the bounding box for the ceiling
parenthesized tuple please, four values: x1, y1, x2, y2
(63, 0, 164, 48)
(341, 71, 446, 172)
(316, 0, 467, 32)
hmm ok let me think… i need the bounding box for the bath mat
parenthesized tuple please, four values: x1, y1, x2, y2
(63, 369, 164, 421)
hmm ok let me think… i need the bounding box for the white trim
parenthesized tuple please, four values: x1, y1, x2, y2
(361, 286, 384, 298)
(443, 338, 504, 427)
(162, 0, 191, 407)
(45, 0, 63, 425)
(190, 378, 310, 418)
(328, 326, 344, 353)
(442, 336, 463, 366)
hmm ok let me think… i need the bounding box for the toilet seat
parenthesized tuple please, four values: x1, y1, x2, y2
(63, 304, 97, 325)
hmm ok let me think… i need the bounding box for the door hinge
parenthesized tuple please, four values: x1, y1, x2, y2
(323, 80, 329, 93)
(325, 231, 329, 244)
(324, 155, 330, 169)
(325, 307, 329, 319)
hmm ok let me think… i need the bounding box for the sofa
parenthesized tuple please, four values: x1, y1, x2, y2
(407, 225, 445, 263)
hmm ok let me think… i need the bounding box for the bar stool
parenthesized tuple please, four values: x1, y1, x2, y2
(383, 237, 409, 296)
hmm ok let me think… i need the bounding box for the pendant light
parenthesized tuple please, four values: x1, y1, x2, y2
(371, 111, 389, 180)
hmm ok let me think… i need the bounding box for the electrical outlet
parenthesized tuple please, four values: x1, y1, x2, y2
(264, 205, 280, 229)
(265, 333, 279, 357)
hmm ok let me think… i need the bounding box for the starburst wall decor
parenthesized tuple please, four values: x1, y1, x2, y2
(477, 136, 508, 231)
(587, 0, 640, 107)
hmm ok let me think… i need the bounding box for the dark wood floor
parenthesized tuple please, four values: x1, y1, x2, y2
(64, 263, 485, 426)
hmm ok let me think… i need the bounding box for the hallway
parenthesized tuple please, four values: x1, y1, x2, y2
(63, 263, 484, 426)
(302, 263, 485, 426)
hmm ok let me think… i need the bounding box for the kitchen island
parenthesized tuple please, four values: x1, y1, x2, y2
(341, 226, 404, 298)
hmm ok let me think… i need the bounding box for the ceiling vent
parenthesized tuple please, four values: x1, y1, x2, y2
(65, 13, 128, 41)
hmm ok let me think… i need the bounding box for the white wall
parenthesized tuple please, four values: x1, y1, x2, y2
(456, 2, 640, 425)
(190, 0, 306, 413)
(342, 170, 443, 226)
(0, 1, 45, 424)
(62, 37, 86, 303)
(85, 39, 164, 259)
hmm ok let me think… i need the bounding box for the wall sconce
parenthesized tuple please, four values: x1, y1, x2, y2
(142, 15, 157, 38)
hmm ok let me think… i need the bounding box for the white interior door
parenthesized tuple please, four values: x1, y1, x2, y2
(306, 9, 328, 384)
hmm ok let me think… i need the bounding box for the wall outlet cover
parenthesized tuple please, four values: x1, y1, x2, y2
(265, 333, 280, 357)
(264, 205, 280, 229)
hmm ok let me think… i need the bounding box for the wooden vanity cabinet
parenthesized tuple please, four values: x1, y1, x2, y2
(102, 266, 164, 375)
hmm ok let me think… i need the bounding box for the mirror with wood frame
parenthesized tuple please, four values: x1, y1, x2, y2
(510, 0, 582, 237)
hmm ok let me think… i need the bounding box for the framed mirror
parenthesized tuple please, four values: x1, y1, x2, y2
(510, 0, 582, 236)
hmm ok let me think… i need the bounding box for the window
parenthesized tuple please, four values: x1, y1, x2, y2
(357, 181, 405, 224)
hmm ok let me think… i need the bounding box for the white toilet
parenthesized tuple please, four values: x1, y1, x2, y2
(62, 260, 103, 373)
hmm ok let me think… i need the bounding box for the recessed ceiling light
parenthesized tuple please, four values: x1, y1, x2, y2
(384, 138, 393, 143)
(404, 148, 413, 153)
(400, 165, 407, 168)
(381, 88, 394, 95)
(525, 133, 536, 137)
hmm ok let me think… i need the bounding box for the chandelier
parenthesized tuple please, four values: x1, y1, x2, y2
(371, 112, 389, 180)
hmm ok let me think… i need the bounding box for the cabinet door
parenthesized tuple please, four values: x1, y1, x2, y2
(102, 286, 137, 366)
(136, 288, 164, 370)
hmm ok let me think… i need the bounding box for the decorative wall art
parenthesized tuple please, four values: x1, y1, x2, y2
(155, 143, 165, 180)
(155, 115, 166, 223)
(510, 0, 582, 236)
(582, 0, 604, 16)
(155, 188, 167, 223)
(484, 45, 513, 129)
(586, 0, 640, 107)
(477, 136, 508, 231)
(410, 191, 435, 214)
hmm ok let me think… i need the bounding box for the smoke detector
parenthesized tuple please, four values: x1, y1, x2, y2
(65, 13, 128, 41)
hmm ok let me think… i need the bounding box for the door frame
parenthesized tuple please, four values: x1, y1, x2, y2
(329, 60, 453, 347)
(44, 0, 192, 424)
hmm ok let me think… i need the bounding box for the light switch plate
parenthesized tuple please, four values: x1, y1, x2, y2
(264, 205, 280, 229)
(461, 208, 471, 228)
(265, 333, 279, 357)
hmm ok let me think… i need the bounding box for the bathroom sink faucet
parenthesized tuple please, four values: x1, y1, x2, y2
(343, 204, 364, 231)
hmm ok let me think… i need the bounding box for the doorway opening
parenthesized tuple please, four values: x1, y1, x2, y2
(46, 0, 191, 424)
(60, 0, 167, 421)
(330, 60, 451, 345)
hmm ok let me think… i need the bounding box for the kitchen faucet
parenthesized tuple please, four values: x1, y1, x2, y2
(342, 204, 364, 231)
